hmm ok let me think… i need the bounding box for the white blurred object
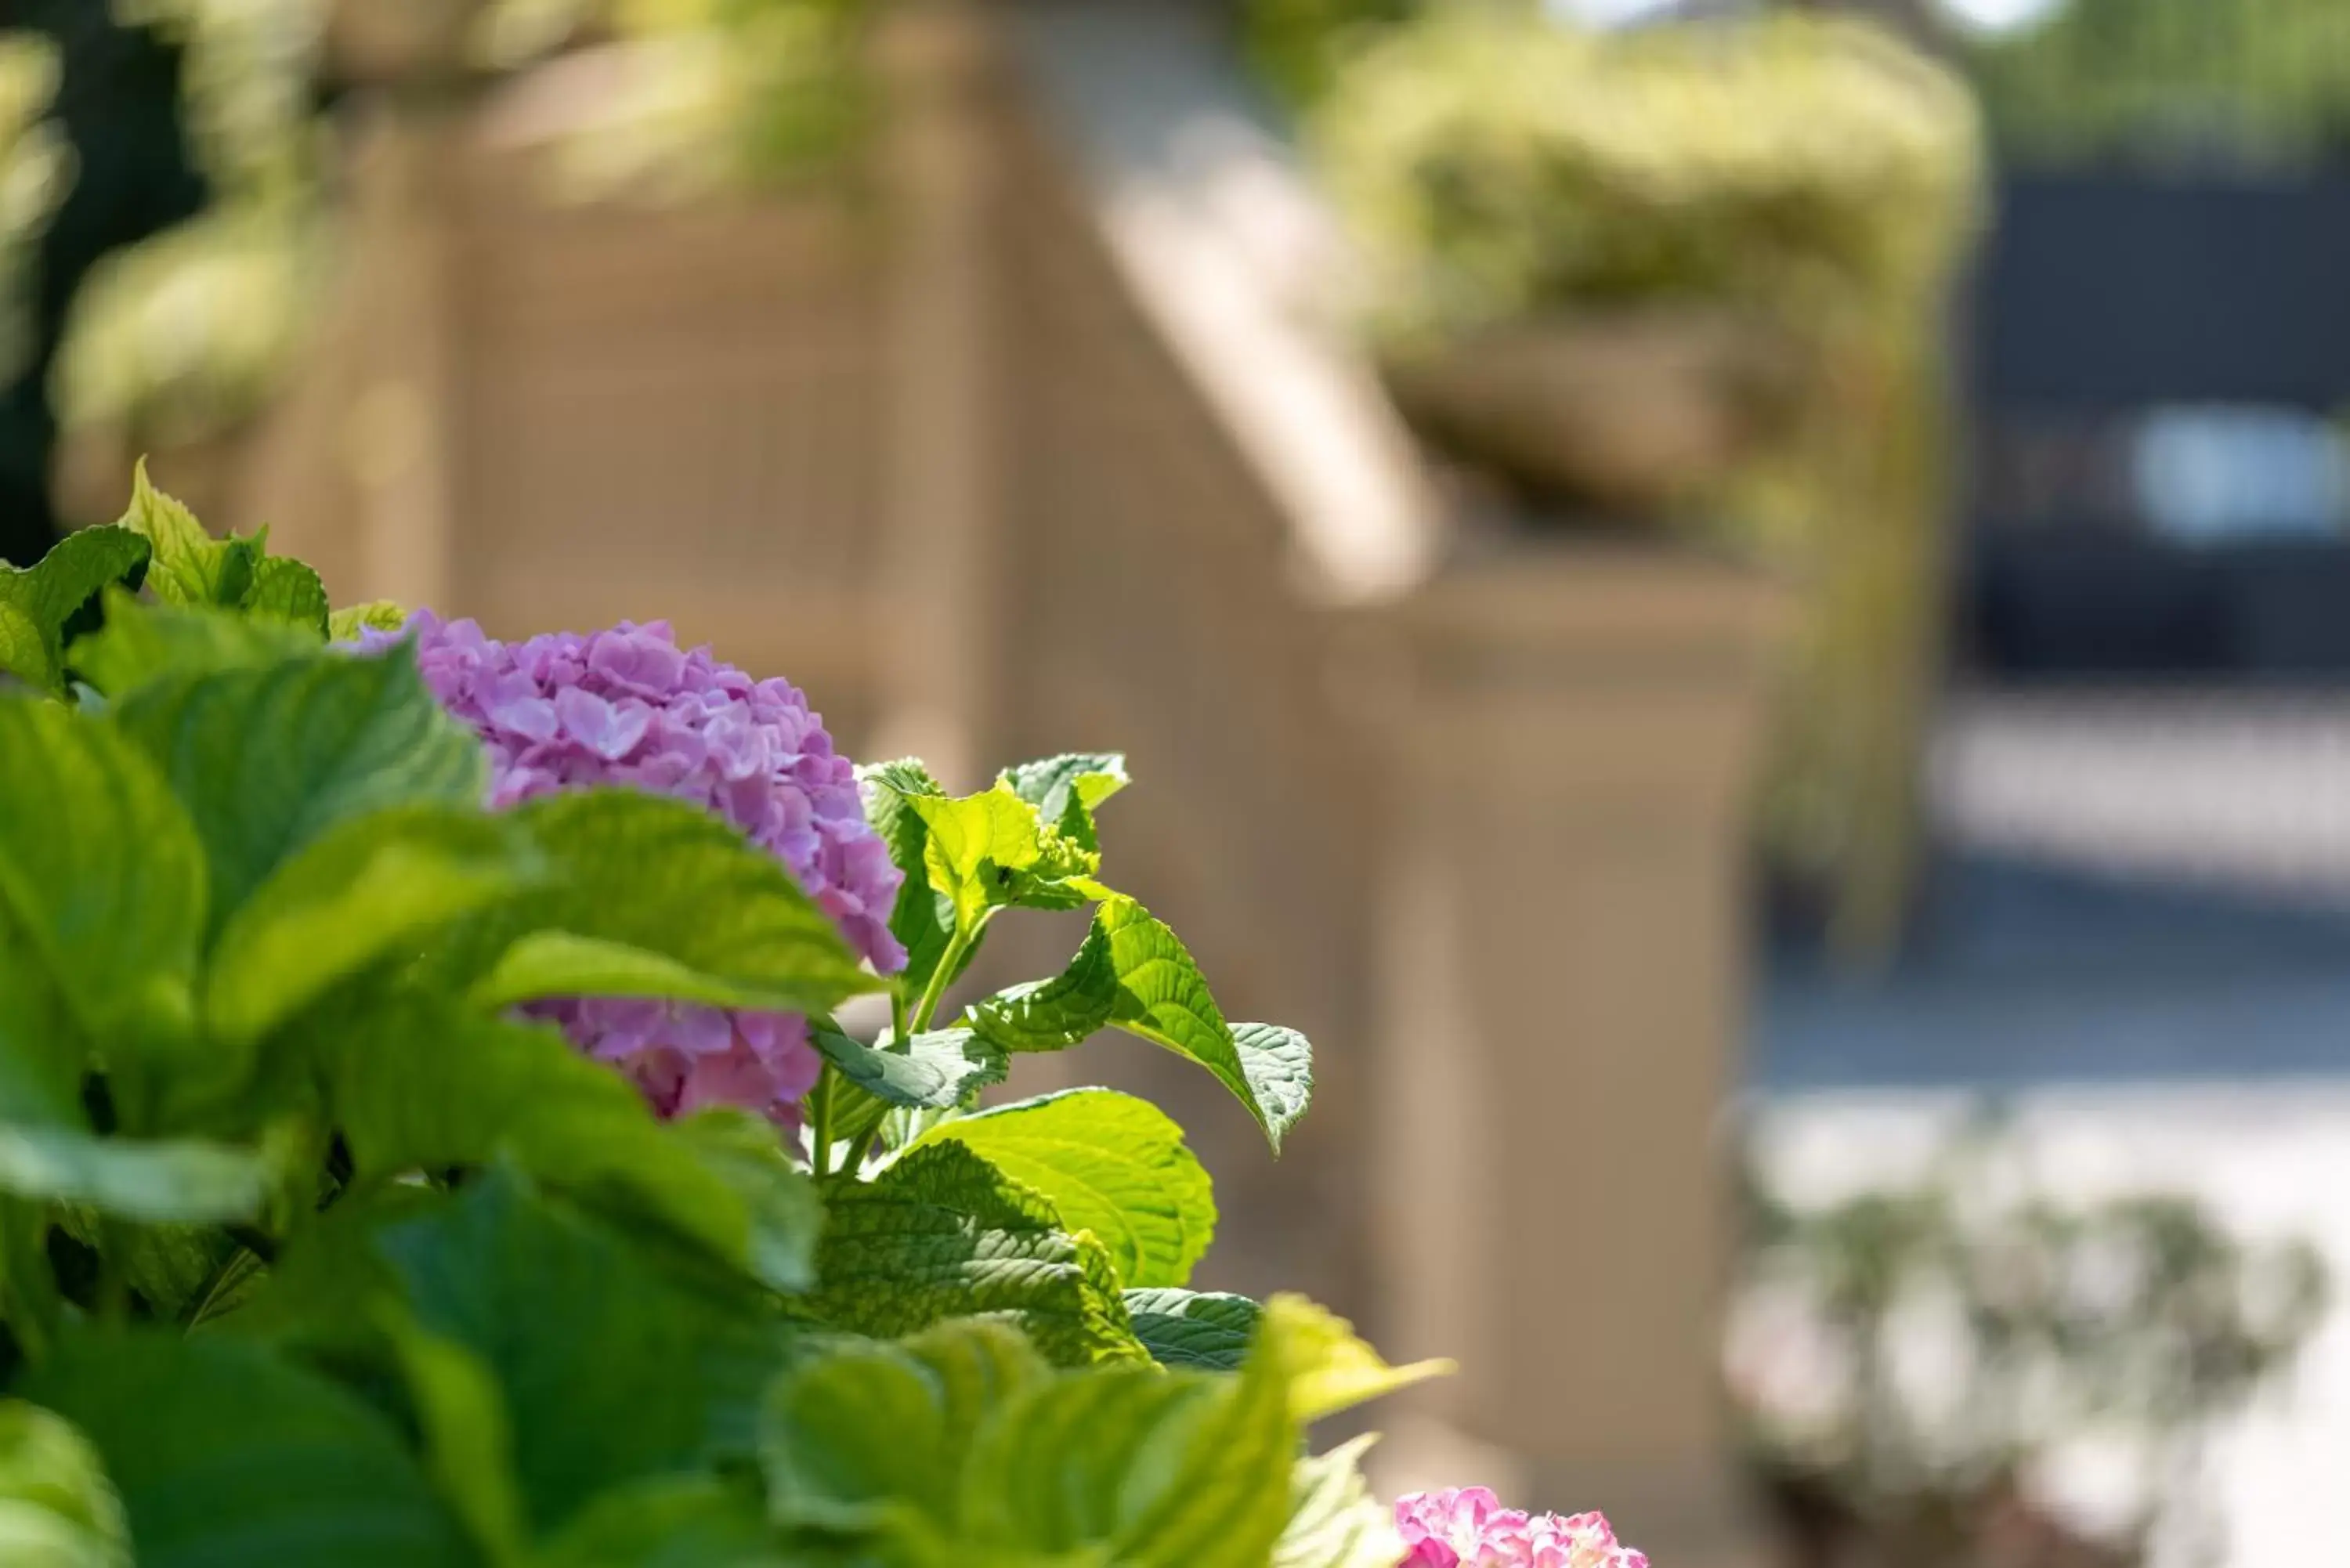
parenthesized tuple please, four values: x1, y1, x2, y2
(1932, 0, 2066, 34)
(2131, 406, 2350, 546)
(1544, 0, 1683, 27)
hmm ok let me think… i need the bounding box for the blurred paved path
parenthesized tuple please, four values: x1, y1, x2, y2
(1754, 688, 2350, 1565)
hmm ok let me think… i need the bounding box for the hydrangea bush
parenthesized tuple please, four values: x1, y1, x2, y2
(0, 467, 1637, 1567)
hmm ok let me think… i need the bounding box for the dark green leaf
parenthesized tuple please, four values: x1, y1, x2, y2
(0, 913, 88, 1127)
(1121, 1289, 1261, 1372)
(20, 1330, 476, 1568)
(808, 1142, 1143, 1367)
(372, 1169, 734, 1534)
(807, 1025, 1007, 1111)
(0, 528, 150, 694)
(115, 462, 259, 610)
(911, 1090, 1214, 1290)
(111, 645, 486, 926)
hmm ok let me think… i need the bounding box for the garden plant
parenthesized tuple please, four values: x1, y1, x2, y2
(0, 468, 1640, 1567)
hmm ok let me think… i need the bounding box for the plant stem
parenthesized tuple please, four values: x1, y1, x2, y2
(809, 1068, 837, 1179)
(909, 910, 992, 1035)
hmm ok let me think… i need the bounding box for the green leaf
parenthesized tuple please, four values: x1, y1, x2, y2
(204, 806, 539, 1048)
(953, 1299, 1363, 1566)
(1094, 897, 1256, 1122)
(1121, 1289, 1260, 1372)
(0, 528, 150, 694)
(372, 1168, 740, 1535)
(1230, 1024, 1314, 1155)
(328, 601, 410, 641)
(955, 1370, 1227, 1562)
(322, 997, 818, 1296)
(67, 591, 320, 698)
(910, 1089, 1215, 1290)
(111, 645, 487, 926)
(242, 556, 331, 638)
(1122, 1292, 1444, 1422)
(911, 786, 1055, 931)
(450, 789, 879, 1017)
(0, 1125, 267, 1224)
(761, 1320, 1050, 1533)
(998, 753, 1128, 852)
(0, 1400, 131, 1568)
(666, 1109, 826, 1296)
(116, 461, 260, 610)
(19, 1330, 476, 1568)
(379, 1313, 527, 1568)
(807, 1024, 1007, 1111)
(0, 912, 89, 1127)
(1102, 1295, 1349, 1564)
(1273, 1436, 1404, 1568)
(980, 898, 1314, 1152)
(0, 603, 43, 692)
(532, 1477, 785, 1568)
(0, 699, 204, 1046)
(859, 759, 946, 869)
(808, 1141, 1144, 1367)
(857, 761, 960, 1003)
(888, 780, 1104, 965)
(56, 1215, 243, 1324)
(1260, 1295, 1450, 1426)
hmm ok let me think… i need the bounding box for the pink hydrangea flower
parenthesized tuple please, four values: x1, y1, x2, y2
(1394, 1490, 1647, 1568)
(352, 611, 904, 1126)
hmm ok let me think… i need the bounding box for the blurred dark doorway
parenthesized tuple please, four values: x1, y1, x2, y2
(1964, 172, 2350, 681)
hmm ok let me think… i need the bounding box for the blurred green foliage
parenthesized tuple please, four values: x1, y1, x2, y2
(20, 0, 865, 473)
(1973, 0, 2350, 171)
(1301, 7, 1982, 346)
(1244, 0, 1427, 114)
(0, 38, 69, 392)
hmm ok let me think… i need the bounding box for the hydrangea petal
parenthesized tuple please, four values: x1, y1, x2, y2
(351, 612, 903, 1128)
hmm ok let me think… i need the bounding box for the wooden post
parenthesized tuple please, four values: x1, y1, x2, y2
(868, 0, 1003, 792)
(1358, 546, 1786, 1568)
(340, 103, 466, 615)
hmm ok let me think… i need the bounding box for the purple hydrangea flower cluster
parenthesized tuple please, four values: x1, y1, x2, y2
(1394, 1490, 1647, 1568)
(352, 611, 904, 1125)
